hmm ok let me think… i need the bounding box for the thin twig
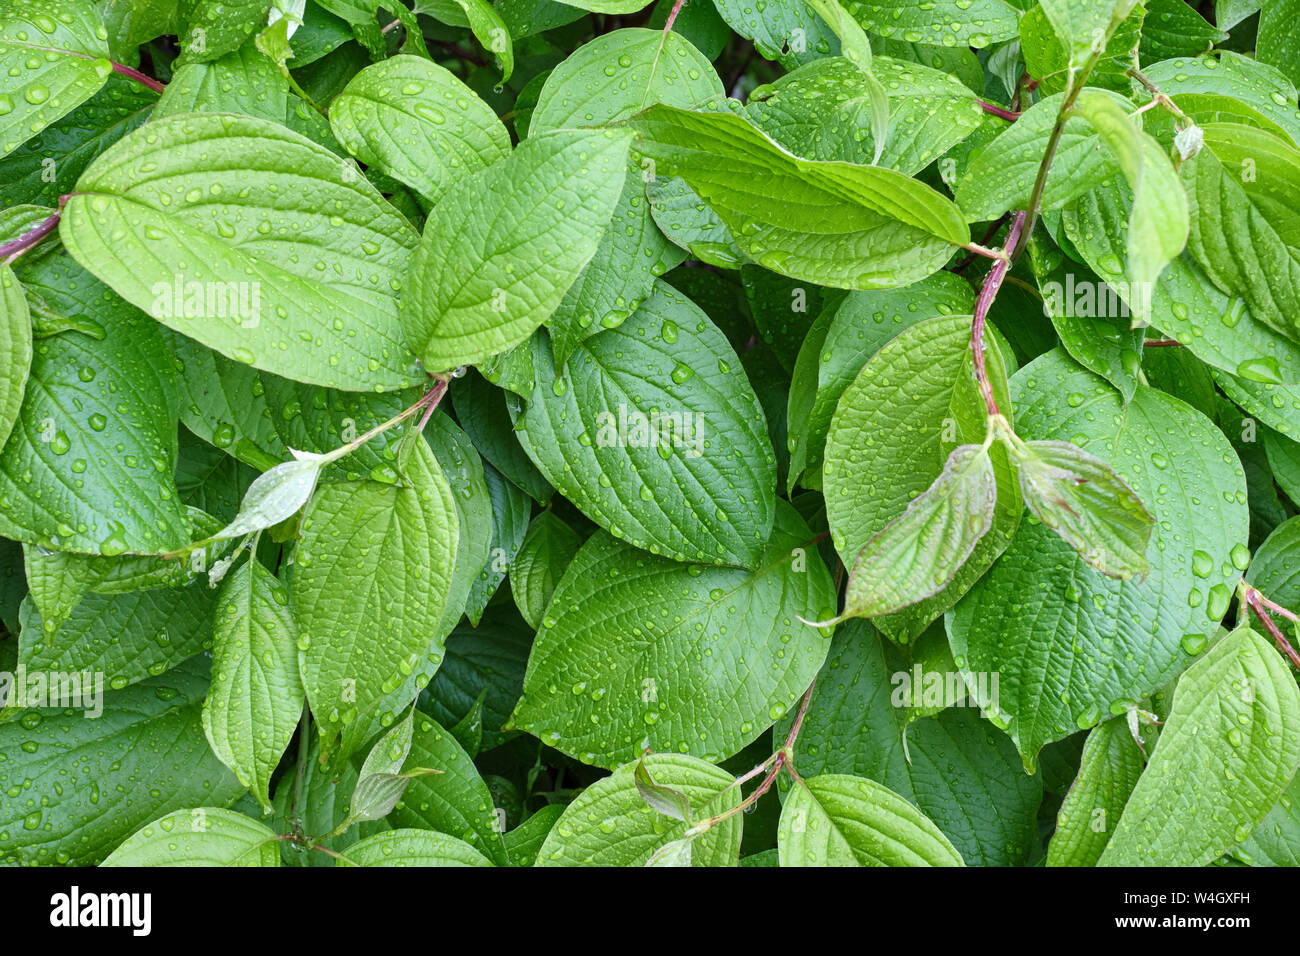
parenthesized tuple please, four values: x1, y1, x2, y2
(969, 212, 1026, 418)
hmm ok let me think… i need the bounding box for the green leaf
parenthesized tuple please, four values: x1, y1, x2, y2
(509, 502, 835, 768)
(1034, 0, 1138, 72)
(450, 369, 552, 503)
(349, 707, 420, 822)
(778, 773, 964, 866)
(401, 127, 632, 371)
(464, 463, 530, 624)
(387, 712, 510, 865)
(503, 803, 564, 865)
(103, 807, 279, 866)
(841, 443, 996, 620)
(553, 0, 651, 12)
(0, 265, 32, 456)
(330, 55, 511, 206)
(60, 111, 423, 392)
(291, 438, 458, 760)
(1142, 51, 1300, 147)
(177, 0, 274, 63)
(1179, 123, 1300, 343)
(513, 283, 776, 568)
(823, 314, 1020, 638)
(202, 555, 304, 812)
(443, 0, 515, 81)
(1101, 627, 1300, 866)
(634, 757, 695, 822)
(17, 581, 218, 691)
(846, 0, 1018, 49)
(1139, 0, 1226, 62)
(155, 41, 289, 122)
(0, 658, 243, 865)
(948, 350, 1249, 768)
(783, 620, 1044, 866)
(1007, 438, 1154, 579)
(744, 56, 980, 175)
(1234, 772, 1300, 866)
(956, 90, 1127, 221)
(1046, 717, 1147, 866)
(629, 105, 970, 290)
(336, 828, 494, 866)
(0, 251, 188, 554)
(0, 1, 115, 158)
(509, 510, 582, 630)
(535, 754, 742, 866)
(710, 0, 840, 68)
(210, 454, 327, 542)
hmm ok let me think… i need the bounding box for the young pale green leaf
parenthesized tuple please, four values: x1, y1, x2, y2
(513, 284, 776, 568)
(0, 658, 243, 865)
(535, 754, 742, 866)
(0, 1, 115, 158)
(782, 621, 1044, 866)
(1101, 627, 1300, 866)
(208, 453, 325, 543)
(777, 773, 964, 867)
(633, 758, 694, 822)
(0, 252, 188, 555)
(823, 314, 1020, 640)
(348, 708, 418, 823)
(948, 350, 1248, 769)
(1009, 438, 1154, 580)
(1046, 717, 1148, 866)
(103, 807, 279, 866)
(645, 837, 694, 866)
(336, 829, 493, 866)
(627, 105, 970, 290)
(1072, 90, 1189, 325)
(202, 556, 304, 812)
(329, 55, 511, 206)
(1021, 1, 1144, 94)
(804, 0, 872, 68)
(291, 439, 458, 761)
(1180, 123, 1300, 343)
(60, 111, 423, 392)
(509, 510, 582, 630)
(402, 128, 631, 371)
(841, 443, 996, 620)
(509, 502, 835, 768)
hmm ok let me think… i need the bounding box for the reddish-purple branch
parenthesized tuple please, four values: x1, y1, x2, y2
(1246, 590, 1300, 671)
(663, 0, 687, 32)
(0, 210, 61, 265)
(977, 99, 1020, 121)
(111, 61, 165, 94)
(970, 211, 1026, 418)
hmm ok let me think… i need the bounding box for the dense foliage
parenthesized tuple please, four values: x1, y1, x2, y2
(0, 0, 1299, 868)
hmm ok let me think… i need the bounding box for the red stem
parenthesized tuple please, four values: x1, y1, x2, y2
(663, 0, 687, 31)
(977, 99, 1020, 121)
(1246, 591, 1300, 671)
(1143, 339, 1183, 348)
(0, 210, 61, 265)
(111, 61, 165, 94)
(970, 211, 1027, 418)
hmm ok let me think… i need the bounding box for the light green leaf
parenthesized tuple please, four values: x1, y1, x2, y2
(1234, 772, 1300, 866)
(512, 283, 776, 568)
(509, 510, 582, 630)
(845, 0, 1019, 49)
(1101, 627, 1300, 866)
(0, 658, 244, 865)
(1046, 717, 1147, 866)
(553, 0, 651, 12)
(509, 502, 835, 768)
(443, 0, 514, 81)
(806, 0, 872, 68)
(535, 754, 742, 866)
(210, 454, 325, 542)
(629, 105, 970, 290)
(1142, 51, 1300, 147)
(349, 708, 419, 822)
(1073, 90, 1189, 325)
(778, 773, 964, 866)
(634, 758, 695, 822)
(1008, 438, 1154, 579)
(336, 828, 494, 866)
(103, 807, 278, 866)
(61, 111, 423, 392)
(0, 1, 115, 158)
(330, 55, 511, 206)
(948, 350, 1249, 768)
(841, 443, 996, 620)
(402, 128, 631, 371)
(0, 252, 188, 555)
(1036, 0, 1138, 72)
(154, 41, 288, 122)
(0, 266, 32, 456)
(1179, 123, 1300, 343)
(710, 0, 840, 67)
(177, 0, 274, 62)
(202, 556, 304, 812)
(291, 438, 458, 760)
(823, 314, 1020, 639)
